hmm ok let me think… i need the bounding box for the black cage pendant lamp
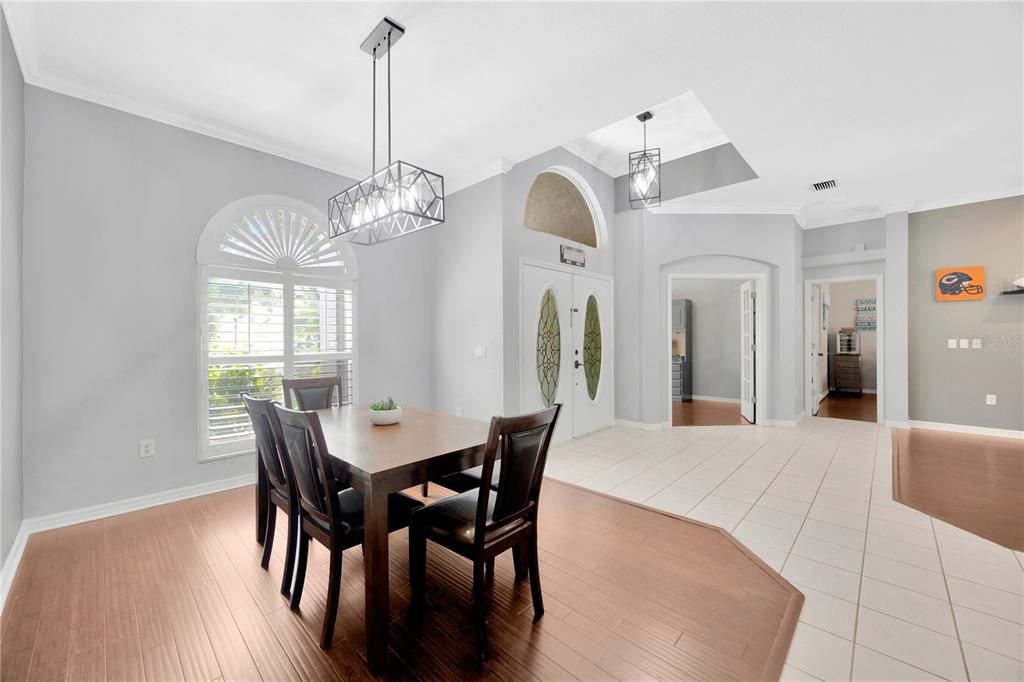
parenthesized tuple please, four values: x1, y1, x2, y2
(628, 111, 661, 209)
(329, 17, 445, 245)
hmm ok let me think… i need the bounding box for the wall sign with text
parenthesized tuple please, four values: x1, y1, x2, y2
(560, 244, 585, 268)
(935, 265, 985, 301)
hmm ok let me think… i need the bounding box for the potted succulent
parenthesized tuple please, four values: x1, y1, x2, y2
(368, 396, 402, 426)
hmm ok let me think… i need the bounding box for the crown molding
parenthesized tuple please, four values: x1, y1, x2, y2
(648, 204, 798, 216)
(905, 186, 1023, 214)
(446, 157, 516, 195)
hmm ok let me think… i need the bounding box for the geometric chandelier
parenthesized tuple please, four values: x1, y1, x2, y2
(329, 17, 445, 245)
(628, 110, 661, 210)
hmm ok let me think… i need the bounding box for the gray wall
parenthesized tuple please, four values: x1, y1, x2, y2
(615, 211, 804, 425)
(826, 280, 878, 391)
(1, 8, 24, 565)
(909, 196, 1024, 430)
(430, 176, 503, 421)
(671, 279, 741, 400)
(20, 87, 436, 518)
(802, 218, 886, 258)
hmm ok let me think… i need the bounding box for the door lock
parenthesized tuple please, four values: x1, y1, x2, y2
(574, 360, 582, 369)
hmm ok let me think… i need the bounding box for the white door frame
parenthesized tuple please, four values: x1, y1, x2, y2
(803, 274, 885, 423)
(665, 273, 769, 426)
(518, 258, 615, 435)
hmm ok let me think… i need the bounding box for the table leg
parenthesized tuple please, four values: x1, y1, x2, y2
(362, 484, 390, 674)
(256, 458, 268, 545)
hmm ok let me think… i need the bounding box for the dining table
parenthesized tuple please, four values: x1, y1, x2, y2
(257, 404, 491, 674)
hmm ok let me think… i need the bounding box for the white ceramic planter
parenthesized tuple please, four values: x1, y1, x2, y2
(368, 407, 402, 426)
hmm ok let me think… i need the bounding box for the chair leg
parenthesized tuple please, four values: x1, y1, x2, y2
(527, 529, 544, 619)
(260, 505, 277, 570)
(290, 531, 310, 610)
(280, 507, 298, 598)
(472, 560, 489, 663)
(485, 558, 495, 577)
(512, 543, 527, 581)
(421, 482, 429, 496)
(409, 524, 426, 607)
(320, 544, 343, 649)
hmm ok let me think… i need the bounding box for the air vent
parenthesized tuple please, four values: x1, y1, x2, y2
(812, 179, 838, 192)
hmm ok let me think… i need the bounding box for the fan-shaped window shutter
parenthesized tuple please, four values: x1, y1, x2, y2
(197, 196, 357, 461)
(523, 172, 599, 248)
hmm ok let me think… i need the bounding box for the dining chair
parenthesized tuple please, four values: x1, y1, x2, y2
(282, 376, 341, 410)
(242, 393, 297, 599)
(408, 404, 561, 662)
(272, 403, 425, 649)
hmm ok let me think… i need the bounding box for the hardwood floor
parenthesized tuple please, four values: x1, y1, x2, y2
(2, 479, 802, 681)
(893, 428, 1024, 551)
(672, 399, 750, 427)
(815, 392, 876, 422)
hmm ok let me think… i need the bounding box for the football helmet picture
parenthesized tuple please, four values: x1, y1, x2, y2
(938, 271, 984, 296)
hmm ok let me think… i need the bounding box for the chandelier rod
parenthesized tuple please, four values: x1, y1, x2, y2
(387, 30, 392, 166)
(371, 46, 377, 174)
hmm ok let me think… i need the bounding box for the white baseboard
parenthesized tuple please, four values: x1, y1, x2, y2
(909, 420, 1024, 440)
(1, 472, 255, 611)
(765, 419, 799, 427)
(690, 395, 742, 404)
(862, 389, 878, 394)
(615, 419, 667, 431)
(885, 420, 911, 429)
(0, 523, 29, 611)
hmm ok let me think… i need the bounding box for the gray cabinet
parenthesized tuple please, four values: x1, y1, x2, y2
(671, 299, 693, 402)
(831, 354, 862, 393)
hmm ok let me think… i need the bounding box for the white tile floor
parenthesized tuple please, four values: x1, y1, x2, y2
(545, 417, 1024, 682)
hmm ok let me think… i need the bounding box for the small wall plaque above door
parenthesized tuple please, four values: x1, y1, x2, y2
(560, 244, 585, 268)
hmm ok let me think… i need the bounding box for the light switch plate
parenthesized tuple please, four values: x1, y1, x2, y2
(474, 345, 487, 358)
(947, 338, 957, 349)
(971, 338, 983, 349)
(986, 394, 997, 406)
(959, 339, 969, 349)
(139, 439, 156, 458)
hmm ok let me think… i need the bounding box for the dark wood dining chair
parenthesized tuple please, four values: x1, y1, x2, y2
(282, 376, 341, 410)
(409, 404, 561, 662)
(271, 403, 425, 649)
(242, 393, 297, 599)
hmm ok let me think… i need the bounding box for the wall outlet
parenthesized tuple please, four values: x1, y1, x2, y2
(139, 439, 156, 458)
(971, 338, 983, 349)
(959, 338, 969, 349)
(986, 394, 997, 406)
(455, 407, 462, 417)
(474, 345, 487, 358)
(947, 338, 957, 349)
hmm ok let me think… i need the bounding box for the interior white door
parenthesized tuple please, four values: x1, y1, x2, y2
(571, 274, 614, 438)
(810, 285, 822, 415)
(521, 265, 574, 441)
(740, 280, 756, 423)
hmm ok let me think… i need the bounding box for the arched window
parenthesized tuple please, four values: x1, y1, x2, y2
(196, 195, 358, 461)
(523, 167, 607, 248)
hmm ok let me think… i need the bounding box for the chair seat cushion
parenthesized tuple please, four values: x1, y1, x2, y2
(413, 488, 526, 547)
(306, 489, 424, 536)
(441, 461, 500, 493)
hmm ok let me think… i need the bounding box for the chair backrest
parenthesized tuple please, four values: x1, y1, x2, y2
(475, 405, 561, 545)
(272, 404, 340, 529)
(241, 393, 289, 492)
(282, 376, 340, 410)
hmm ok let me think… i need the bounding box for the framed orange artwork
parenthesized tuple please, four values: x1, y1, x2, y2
(935, 266, 985, 301)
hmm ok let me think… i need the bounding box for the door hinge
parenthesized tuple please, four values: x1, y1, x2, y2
(751, 343, 756, 352)
(752, 395, 757, 404)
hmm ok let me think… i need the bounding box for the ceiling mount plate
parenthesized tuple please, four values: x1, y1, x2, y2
(636, 111, 654, 123)
(360, 17, 406, 59)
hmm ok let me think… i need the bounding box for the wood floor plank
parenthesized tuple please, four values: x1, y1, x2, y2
(1, 479, 800, 681)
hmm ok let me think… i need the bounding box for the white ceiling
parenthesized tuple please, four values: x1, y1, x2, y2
(5, 2, 1022, 228)
(563, 91, 730, 178)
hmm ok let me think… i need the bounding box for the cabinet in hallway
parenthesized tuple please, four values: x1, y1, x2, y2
(671, 299, 693, 402)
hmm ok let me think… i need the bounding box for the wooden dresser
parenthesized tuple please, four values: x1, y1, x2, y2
(831, 354, 862, 393)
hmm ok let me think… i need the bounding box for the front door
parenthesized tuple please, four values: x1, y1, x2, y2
(521, 264, 613, 440)
(571, 274, 614, 438)
(740, 280, 757, 424)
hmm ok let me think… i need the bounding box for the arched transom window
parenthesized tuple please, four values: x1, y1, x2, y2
(196, 196, 358, 461)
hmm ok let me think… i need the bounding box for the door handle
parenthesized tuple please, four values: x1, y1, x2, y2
(817, 353, 824, 357)
(574, 360, 582, 369)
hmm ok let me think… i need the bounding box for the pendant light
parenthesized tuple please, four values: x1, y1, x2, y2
(329, 17, 445, 245)
(628, 111, 660, 209)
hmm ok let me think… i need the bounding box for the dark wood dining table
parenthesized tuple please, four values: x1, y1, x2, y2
(259, 404, 491, 673)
